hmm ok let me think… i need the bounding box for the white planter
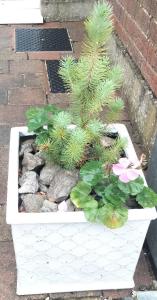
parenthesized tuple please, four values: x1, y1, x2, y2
(6, 124, 156, 295)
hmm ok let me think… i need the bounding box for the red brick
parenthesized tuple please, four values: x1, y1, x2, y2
(124, 13, 149, 57)
(10, 60, 45, 74)
(118, 0, 128, 8)
(28, 51, 63, 60)
(141, 60, 157, 96)
(126, 0, 138, 16)
(114, 16, 130, 47)
(112, 0, 125, 23)
(150, 0, 157, 18)
(141, 0, 152, 15)
(147, 41, 157, 72)
(135, 7, 151, 36)
(150, 18, 157, 45)
(8, 87, 46, 105)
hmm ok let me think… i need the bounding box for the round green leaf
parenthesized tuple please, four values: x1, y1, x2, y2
(80, 160, 104, 186)
(84, 208, 99, 222)
(70, 181, 92, 208)
(137, 186, 157, 208)
(98, 204, 128, 229)
(118, 177, 144, 196)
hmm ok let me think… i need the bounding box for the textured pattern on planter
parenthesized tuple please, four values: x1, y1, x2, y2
(7, 125, 156, 295)
(12, 220, 150, 295)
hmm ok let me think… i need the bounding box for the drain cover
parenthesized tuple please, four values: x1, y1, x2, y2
(16, 28, 72, 52)
(46, 60, 66, 93)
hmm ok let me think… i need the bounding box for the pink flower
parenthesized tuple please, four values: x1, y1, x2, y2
(112, 158, 140, 183)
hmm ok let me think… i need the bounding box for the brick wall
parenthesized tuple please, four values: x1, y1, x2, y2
(108, 0, 157, 96)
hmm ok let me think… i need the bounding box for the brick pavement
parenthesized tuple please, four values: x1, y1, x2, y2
(0, 21, 155, 300)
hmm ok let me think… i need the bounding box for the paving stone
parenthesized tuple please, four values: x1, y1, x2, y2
(0, 88, 8, 104)
(0, 145, 9, 161)
(0, 74, 24, 89)
(0, 125, 11, 144)
(0, 146, 9, 205)
(0, 224, 12, 241)
(0, 60, 9, 73)
(134, 250, 155, 290)
(0, 241, 17, 300)
(73, 41, 82, 58)
(47, 93, 70, 109)
(10, 60, 44, 74)
(0, 50, 27, 60)
(62, 21, 85, 42)
(8, 87, 46, 105)
(24, 73, 46, 88)
(0, 28, 13, 50)
(0, 241, 15, 269)
(0, 104, 36, 125)
(0, 161, 8, 204)
(0, 203, 12, 242)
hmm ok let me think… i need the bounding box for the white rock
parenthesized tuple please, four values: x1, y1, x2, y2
(22, 194, 45, 212)
(40, 164, 61, 186)
(47, 169, 79, 201)
(19, 171, 39, 194)
(19, 139, 34, 157)
(40, 200, 58, 212)
(22, 151, 45, 171)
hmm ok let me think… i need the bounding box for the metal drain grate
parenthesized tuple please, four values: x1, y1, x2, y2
(16, 28, 72, 52)
(46, 60, 67, 93)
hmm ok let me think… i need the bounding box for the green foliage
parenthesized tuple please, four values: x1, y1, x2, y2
(98, 205, 128, 229)
(61, 128, 89, 169)
(137, 187, 157, 208)
(80, 160, 104, 186)
(59, 2, 123, 127)
(70, 181, 98, 209)
(26, 2, 125, 170)
(70, 160, 157, 229)
(101, 137, 127, 164)
(118, 177, 144, 196)
(26, 105, 61, 132)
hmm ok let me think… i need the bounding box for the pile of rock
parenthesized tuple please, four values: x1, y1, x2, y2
(18, 139, 79, 213)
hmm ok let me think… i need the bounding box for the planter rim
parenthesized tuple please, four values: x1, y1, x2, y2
(6, 124, 157, 225)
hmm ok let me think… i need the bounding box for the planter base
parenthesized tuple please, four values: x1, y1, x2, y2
(12, 220, 149, 295)
(17, 280, 135, 296)
(7, 125, 156, 295)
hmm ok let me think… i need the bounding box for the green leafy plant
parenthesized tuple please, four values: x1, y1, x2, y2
(26, 1, 124, 170)
(70, 158, 157, 228)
